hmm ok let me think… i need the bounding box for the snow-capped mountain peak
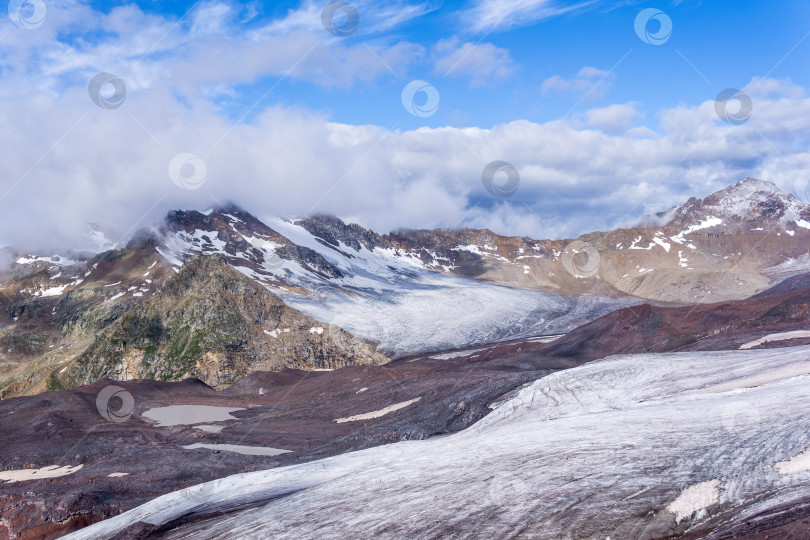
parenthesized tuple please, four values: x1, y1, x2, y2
(653, 178, 810, 232)
(703, 177, 807, 222)
(149, 205, 635, 356)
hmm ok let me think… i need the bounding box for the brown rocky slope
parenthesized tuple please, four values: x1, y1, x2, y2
(542, 272, 810, 360)
(65, 255, 386, 389)
(0, 241, 386, 398)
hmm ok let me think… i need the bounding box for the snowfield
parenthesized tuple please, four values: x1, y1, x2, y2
(64, 345, 810, 539)
(159, 216, 638, 356)
(261, 218, 637, 355)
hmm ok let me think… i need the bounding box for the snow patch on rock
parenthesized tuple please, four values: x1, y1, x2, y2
(667, 479, 720, 522)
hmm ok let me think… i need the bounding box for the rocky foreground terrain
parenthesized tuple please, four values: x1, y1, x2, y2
(1, 178, 810, 539)
(0, 243, 387, 398)
(66, 344, 810, 540)
(0, 337, 564, 539)
(3, 275, 810, 538)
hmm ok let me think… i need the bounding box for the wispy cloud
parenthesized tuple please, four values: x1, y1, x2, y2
(460, 0, 598, 33)
(255, 0, 441, 37)
(434, 38, 516, 86)
(4, 0, 429, 102)
(541, 66, 616, 101)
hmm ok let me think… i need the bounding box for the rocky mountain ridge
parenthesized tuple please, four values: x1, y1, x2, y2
(0, 242, 385, 398)
(2, 177, 807, 398)
(66, 256, 384, 389)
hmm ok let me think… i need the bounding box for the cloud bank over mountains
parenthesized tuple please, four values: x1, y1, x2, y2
(1, 1, 809, 251)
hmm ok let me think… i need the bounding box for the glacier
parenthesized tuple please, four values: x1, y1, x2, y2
(63, 345, 810, 539)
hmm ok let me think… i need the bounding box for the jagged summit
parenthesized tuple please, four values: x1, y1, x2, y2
(702, 177, 807, 222)
(717, 177, 788, 196)
(4, 177, 810, 398)
(640, 177, 809, 231)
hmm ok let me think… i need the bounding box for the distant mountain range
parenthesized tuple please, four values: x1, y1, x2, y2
(1, 177, 808, 398)
(5, 178, 810, 540)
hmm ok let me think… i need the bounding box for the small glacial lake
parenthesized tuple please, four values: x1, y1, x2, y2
(182, 443, 292, 456)
(141, 405, 245, 427)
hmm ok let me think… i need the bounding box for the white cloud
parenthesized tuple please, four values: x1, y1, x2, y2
(190, 1, 236, 34)
(584, 102, 641, 133)
(257, 0, 440, 37)
(433, 38, 516, 87)
(541, 66, 616, 101)
(460, 0, 598, 33)
(1, 2, 809, 253)
(2, 76, 810, 251)
(2, 0, 427, 101)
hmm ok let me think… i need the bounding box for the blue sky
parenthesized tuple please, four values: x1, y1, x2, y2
(0, 0, 809, 249)
(70, 0, 810, 129)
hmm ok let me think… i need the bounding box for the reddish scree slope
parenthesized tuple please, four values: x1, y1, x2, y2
(543, 273, 810, 360)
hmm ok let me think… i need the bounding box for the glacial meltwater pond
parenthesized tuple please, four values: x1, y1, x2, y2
(142, 406, 293, 456)
(141, 405, 245, 427)
(182, 443, 292, 456)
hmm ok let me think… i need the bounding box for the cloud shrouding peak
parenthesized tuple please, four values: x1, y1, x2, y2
(2, 73, 810, 252)
(2, 1, 810, 255)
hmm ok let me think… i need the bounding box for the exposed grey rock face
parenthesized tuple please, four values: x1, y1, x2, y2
(296, 214, 382, 252)
(66, 256, 387, 389)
